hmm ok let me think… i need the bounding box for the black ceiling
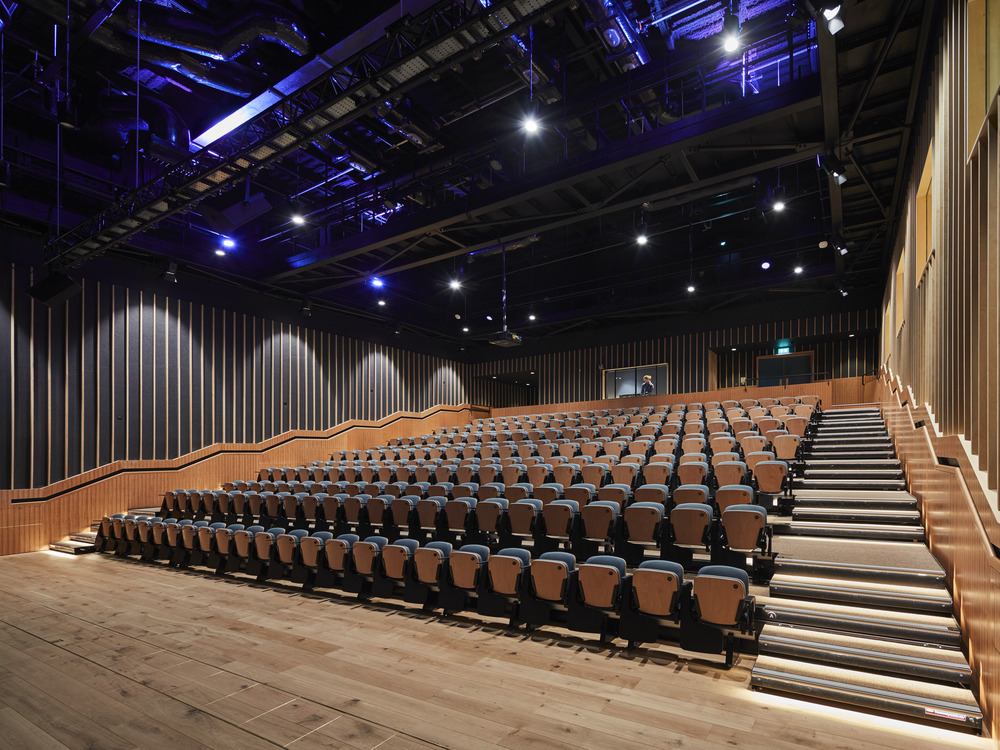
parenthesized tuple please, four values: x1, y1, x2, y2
(0, 0, 934, 353)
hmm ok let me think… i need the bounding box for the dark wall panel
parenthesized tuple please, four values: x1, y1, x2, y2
(0, 263, 475, 489)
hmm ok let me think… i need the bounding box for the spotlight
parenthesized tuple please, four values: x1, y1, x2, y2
(794, 265, 804, 274)
(462, 326, 469, 332)
(722, 12, 740, 52)
(528, 313, 537, 321)
(523, 115, 539, 134)
(687, 284, 695, 293)
(823, 4, 845, 34)
(221, 237, 236, 249)
(731, 347, 737, 351)
(841, 288, 849, 296)
(636, 233, 648, 246)
(761, 261, 771, 270)
(161, 262, 178, 283)
(370, 277, 384, 288)
(449, 279, 462, 290)
(291, 214, 306, 225)
(301, 300, 312, 317)
(215, 248, 226, 256)
(486, 314, 493, 321)
(720, 241, 727, 247)
(378, 299, 386, 306)
(773, 200, 785, 212)
(819, 154, 848, 185)
(840, 247, 848, 256)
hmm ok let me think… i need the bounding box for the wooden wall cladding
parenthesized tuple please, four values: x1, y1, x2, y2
(0, 403, 487, 556)
(0, 264, 474, 490)
(878, 372, 1000, 740)
(490, 380, 841, 418)
(468, 309, 879, 407)
(881, 0, 1000, 493)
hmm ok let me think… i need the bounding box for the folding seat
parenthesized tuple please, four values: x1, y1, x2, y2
(676, 460, 709, 487)
(568, 555, 628, 641)
(478, 481, 506, 500)
(684, 565, 754, 665)
(371, 537, 420, 598)
(769, 405, 790, 420)
(637, 459, 669, 488)
(541, 499, 579, 548)
(596, 483, 631, 508)
(745, 450, 775, 476)
(551, 463, 581, 487)
(428, 482, 454, 500)
(478, 463, 501, 484)
(269, 529, 310, 579)
(163, 519, 194, 564)
(404, 482, 431, 499)
(714, 484, 756, 515)
(740, 434, 768, 455)
(228, 524, 265, 573)
(452, 482, 479, 500)
(478, 547, 531, 620)
(415, 495, 447, 538)
(754, 460, 789, 497)
(678, 452, 706, 466)
(718, 505, 772, 563)
(739, 399, 759, 410)
(709, 433, 736, 455)
(622, 502, 665, 561)
(773, 433, 800, 462)
(534, 483, 564, 505)
(706, 419, 729, 435)
(667, 502, 713, 564)
(659, 421, 681, 437)
(610, 462, 639, 488)
(177, 520, 210, 566)
(564, 482, 598, 506)
(108, 513, 133, 554)
(638, 423, 659, 437)
(135, 516, 162, 559)
(730, 417, 754, 434)
(784, 415, 810, 438)
(579, 500, 620, 555)
(764, 428, 787, 446)
(521, 551, 578, 628)
(526, 463, 553, 487)
(628, 437, 654, 457)
(389, 495, 419, 535)
(160, 490, 183, 519)
(681, 435, 706, 455)
(336, 534, 386, 594)
(509, 498, 544, 543)
(250, 526, 288, 577)
(193, 522, 232, 571)
(681, 421, 705, 437)
(603, 440, 629, 460)
(747, 407, 767, 421)
(580, 462, 610, 487)
(714, 461, 747, 489)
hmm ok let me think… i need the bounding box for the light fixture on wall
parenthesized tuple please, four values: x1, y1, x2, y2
(300, 299, 312, 317)
(161, 262, 178, 283)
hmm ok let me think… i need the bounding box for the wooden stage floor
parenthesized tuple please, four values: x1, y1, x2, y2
(0, 551, 988, 750)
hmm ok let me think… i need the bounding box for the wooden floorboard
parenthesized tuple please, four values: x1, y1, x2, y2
(0, 551, 988, 750)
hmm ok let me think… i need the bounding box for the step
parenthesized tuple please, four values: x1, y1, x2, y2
(49, 540, 96, 555)
(792, 496, 916, 510)
(757, 596, 962, 647)
(128, 506, 162, 516)
(811, 427, 887, 435)
(802, 469, 903, 479)
(784, 521, 925, 541)
(793, 489, 915, 500)
(751, 656, 982, 731)
(800, 450, 896, 460)
(791, 507, 922, 525)
(773, 558, 946, 585)
(69, 531, 98, 544)
(808, 437, 893, 446)
(758, 624, 972, 684)
(792, 478, 906, 490)
(769, 574, 952, 613)
(803, 459, 901, 468)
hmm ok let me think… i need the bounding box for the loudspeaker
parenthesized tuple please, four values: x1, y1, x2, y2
(200, 191, 272, 234)
(27, 272, 82, 307)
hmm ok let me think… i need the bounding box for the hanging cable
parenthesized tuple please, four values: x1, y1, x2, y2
(1, 32, 7, 186)
(135, 0, 141, 190)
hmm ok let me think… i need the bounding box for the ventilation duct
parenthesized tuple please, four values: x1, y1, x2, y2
(81, 95, 190, 153)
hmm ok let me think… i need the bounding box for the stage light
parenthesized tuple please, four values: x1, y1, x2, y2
(687, 284, 695, 293)
(450, 279, 462, 290)
(794, 265, 804, 274)
(370, 277, 384, 288)
(300, 300, 312, 317)
(222, 237, 236, 248)
(291, 214, 306, 225)
(773, 200, 785, 212)
(761, 261, 771, 270)
(486, 314, 493, 321)
(215, 248, 226, 256)
(523, 116, 539, 134)
(823, 4, 845, 34)
(462, 326, 469, 332)
(720, 241, 727, 247)
(528, 313, 537, 321)
(378, 299, 386, 306)
(636, 233, 648, 246)
(722, 12, 740, 52)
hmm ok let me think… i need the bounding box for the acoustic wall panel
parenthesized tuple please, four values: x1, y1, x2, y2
(0, 264, 475, 491)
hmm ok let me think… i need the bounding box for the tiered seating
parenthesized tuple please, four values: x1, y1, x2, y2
(94, 395, 822, 666)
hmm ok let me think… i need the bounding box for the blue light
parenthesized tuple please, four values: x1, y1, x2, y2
(370, 277, 384, 288)
(222, 237, 236, 248)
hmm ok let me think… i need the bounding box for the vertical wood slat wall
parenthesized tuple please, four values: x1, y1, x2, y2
(0, 264, 473, 491)
(468, 310, 878, 407)
(882, 0, 1000, 492)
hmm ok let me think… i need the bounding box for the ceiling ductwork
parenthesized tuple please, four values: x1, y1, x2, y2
(81, 94, 190, 155)
(111, 1, 310, 61)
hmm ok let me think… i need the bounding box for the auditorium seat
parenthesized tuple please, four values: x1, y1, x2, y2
(521, 551, 577, 627)
(619, 559, 685, 647)
(479, 547, 531, 620)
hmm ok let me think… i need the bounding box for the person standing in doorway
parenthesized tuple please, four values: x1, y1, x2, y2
(640, 374, 654, 396)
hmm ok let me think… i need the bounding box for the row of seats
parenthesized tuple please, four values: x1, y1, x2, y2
(134, 480, 774, 576)
(94, 519, 756, 666)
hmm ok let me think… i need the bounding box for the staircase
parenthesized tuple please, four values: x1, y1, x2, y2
(49, 530, 98, 554)
(751, 405, 983, 733)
